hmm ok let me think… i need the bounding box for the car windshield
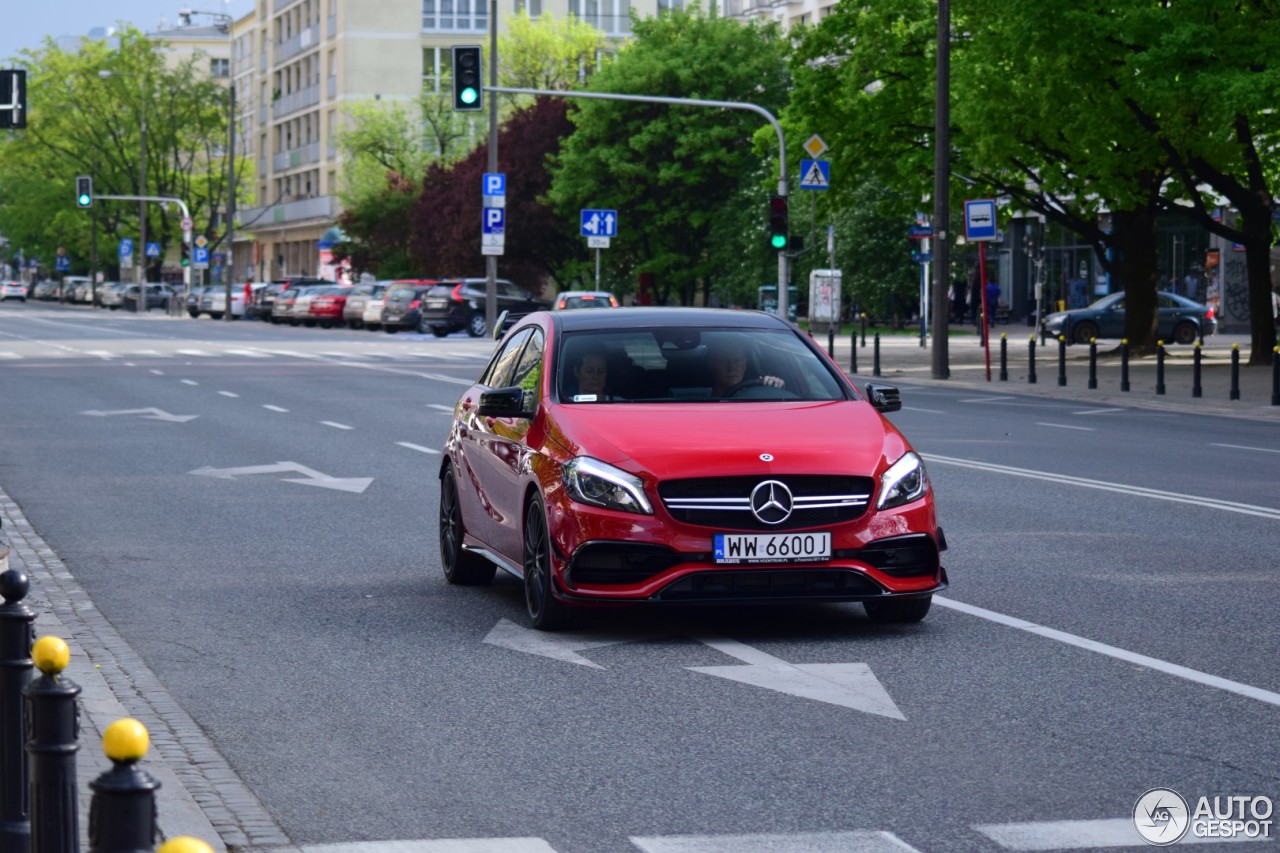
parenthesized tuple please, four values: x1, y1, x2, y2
(387, 287, 418, 300)
(556, 328, 848, 404)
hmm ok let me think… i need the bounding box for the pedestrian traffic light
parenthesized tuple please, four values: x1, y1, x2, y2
(452, 46, 483, 111)
(76, 176, 93, 208)
(768, 196, 788, 250)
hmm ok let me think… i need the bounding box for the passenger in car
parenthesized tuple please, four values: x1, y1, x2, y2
(569, 348, 624, 401)
(707, 338, 784, 397)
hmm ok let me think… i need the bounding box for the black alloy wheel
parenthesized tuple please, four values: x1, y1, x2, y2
(439, 465, 495, 586)
(1173, 321, 1198, 345)
(523, 495, 571, 630)
(467, 313, 487, 338)
(1072, 320, 1099, 345)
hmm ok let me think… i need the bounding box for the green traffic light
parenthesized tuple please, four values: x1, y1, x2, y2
(770, 234, 787, 250)
(77, 194, 91, 206)
(460, 87, 478, 105)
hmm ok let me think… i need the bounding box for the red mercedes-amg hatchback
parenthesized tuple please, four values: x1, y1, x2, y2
(439, 307, 947, 630)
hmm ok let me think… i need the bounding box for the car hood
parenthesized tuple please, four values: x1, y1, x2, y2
(546, 400, 906, 480)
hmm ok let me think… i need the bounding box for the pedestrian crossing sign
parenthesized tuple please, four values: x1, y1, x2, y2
(799, 159, 830, 191)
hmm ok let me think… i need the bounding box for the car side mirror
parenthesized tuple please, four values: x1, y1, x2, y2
(493, 309, 509, 340)
(864, 383, 902, 412)
(477, 386, 532, 419)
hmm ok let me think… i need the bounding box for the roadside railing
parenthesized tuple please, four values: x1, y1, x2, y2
(0, 567, 217, 853)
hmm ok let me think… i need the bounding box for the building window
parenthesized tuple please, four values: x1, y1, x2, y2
(422, 47, 443, 93)
(211, 58, 230, 78)
(423, 0, 487, 31)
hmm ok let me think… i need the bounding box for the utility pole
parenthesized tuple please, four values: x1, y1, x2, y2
(930, 0, 951, 379)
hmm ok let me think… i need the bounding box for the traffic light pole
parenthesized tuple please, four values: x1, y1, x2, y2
(487, 85, 790, 319)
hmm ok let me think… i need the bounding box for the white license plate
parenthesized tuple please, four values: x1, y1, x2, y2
(425, 299, 447, 309)
(713, 531, 832, 565)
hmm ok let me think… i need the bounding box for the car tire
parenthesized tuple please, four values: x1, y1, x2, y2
(431, 326, 449, 338)
(384, 326, 398, 334)
(1071, 321, 1098, 345)
(1172, 321, 1197, 345)
(466, 313, 487, 338)
(523, 494, 572, 631)
(439, 465, 496, 586)
(366, 323, 381, 332)
(188, 311, 199, 318)
(348, 319, 363, 330)
(210, 312, 223, 320)
(863, 595, 932, 623)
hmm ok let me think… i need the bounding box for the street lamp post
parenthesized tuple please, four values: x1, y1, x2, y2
(99, 69, 147, 313)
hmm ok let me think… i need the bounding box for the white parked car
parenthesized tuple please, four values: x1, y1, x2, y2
(362, 290, 387, 331)
(1, 281, 29, 301)
(199, 283, 266, 319)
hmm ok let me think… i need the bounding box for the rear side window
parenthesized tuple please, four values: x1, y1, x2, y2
(388, 287, 417, 300)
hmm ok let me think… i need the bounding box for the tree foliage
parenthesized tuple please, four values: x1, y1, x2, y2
(0, 29, 237, 280)
(548, 6, 790, 306)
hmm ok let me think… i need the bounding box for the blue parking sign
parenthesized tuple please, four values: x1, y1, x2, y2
(483, 208, 505, 234)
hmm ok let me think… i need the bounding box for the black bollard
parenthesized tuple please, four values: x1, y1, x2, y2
(1156, 341, 1166, 395)
(1, 567, 35, 853)
(1192, 344, 1202, 398)
(1088, 339, 1097, 389)
(88, 718, 161, 853)
(1230, 344, 1240, 400)
(873, 333, 881, 377)
(1028, 336, 1037, 384)
(999, 334, 1008, 381)
(1272, 346, 1279, 406)
(1120, 339, 1130, 392)
(860, 314, 867, 348)
(849, 332, 857, 375)
(827, 327, 834, 359)
(1057, 336, 1067, 387)
(25, 637, 80, 853)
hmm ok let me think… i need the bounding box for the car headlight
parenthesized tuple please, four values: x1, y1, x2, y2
(877, 452, 929, 510)
(563, 456, 652, 515)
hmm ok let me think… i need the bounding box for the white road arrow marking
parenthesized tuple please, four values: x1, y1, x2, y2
(688, 634, 905, 719)
(81, 407, 198, 423)
(483, 620, 903, 717)
(189, 461, 373, 493)
(482, 618, 642, 669)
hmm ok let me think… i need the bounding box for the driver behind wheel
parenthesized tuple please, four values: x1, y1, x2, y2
(707, 336, 784, 396)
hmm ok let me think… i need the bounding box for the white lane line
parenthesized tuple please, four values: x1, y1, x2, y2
(0, 352, 21, 359)
(263, 405, 289, 413)
(176, 349, 216, 357)
(973, 817, 1270, 849)
(149, 369, 164, 375)
(1071, 407, 1125, 415)
(903, 406, 946, 414)
(132, 349, 163, 356)
(321, 421, 354, 430)
(396, 442, 440, 454)
(1035, 422, 1095, 431)
(958, 395, 1017, 403)
(1212, 442, 1280, 455)
(936, 597, 1280, 708)
(224, 348, 273, 358)
(631, 831, 922, 852)
(180, 379, 199, 386)
(427, 403, 455, 412)
(218, 391, 240, 398)
(923, 454, 1280, 520)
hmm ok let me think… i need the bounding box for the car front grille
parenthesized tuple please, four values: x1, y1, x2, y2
(659, 475, 873, 531)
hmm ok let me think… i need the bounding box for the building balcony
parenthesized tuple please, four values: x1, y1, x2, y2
(272, 83, 321, 120)
(273, 142, 321, 172)
(275, 24, 320, 65)
(238, 195, 336, 230)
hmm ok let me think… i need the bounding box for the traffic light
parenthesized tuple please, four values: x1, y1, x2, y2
(452, 46, 483, 111)
(180, 243, 190, 267)
(76, 176, 93, 208)
(768, 196, 788, 250)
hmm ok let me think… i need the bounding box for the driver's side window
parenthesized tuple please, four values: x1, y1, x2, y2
(482, 328, 533, 388)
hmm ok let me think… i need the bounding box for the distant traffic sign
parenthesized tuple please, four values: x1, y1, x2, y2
(908, 225, 933, 238)
(180, 216, 193, 231)
(192, 247, 210, 269)
(580, 209, 617, 238)
(119, 238, 134, 270)
(798, 159, 830, 191)
(483, 173, 506, 196)
(145, 242, 161, 258)
(964, 199, 998, 242)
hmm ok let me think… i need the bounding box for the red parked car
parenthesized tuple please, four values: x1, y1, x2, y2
(307, 286, 353, 328)
(438, 307, 948, 630)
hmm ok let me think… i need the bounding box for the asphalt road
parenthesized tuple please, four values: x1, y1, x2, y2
(1, 301, 1276, 853)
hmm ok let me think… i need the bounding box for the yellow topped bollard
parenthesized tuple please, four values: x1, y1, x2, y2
(32, 635, 69, 675)
(103, 717, 150, 762)
(88, 718, 161, 852)
(158, 837, 216, 853)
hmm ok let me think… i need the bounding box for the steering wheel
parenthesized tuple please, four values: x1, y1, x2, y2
(724, 378, 765, 397)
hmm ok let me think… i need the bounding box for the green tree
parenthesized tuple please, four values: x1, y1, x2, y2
(548, 5, 790, 306)
(500, 12, 608, 93)
(0, 29, 234, 281)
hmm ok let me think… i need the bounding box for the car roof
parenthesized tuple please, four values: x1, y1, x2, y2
(546, 306, 792, 333)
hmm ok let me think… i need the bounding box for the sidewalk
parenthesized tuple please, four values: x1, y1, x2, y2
(818, 326, 1280, 422)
